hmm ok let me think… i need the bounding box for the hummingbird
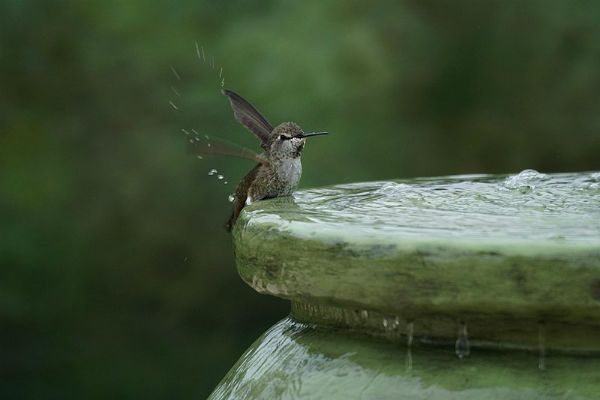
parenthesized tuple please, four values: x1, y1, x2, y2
(189, 89, 328, 232)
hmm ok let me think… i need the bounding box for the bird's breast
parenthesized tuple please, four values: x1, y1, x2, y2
(274, 158, 302, 192)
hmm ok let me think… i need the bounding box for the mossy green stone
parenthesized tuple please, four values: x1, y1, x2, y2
(211, 171, 600, 399)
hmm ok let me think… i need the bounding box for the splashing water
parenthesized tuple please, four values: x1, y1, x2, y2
(228, 194, 235, 203)
(170, 44, 232, 197)
(504, 169, 547, 190)
(170, 66, 181, 81)
(195, 42, 205, 62)
(271, 171, 600, 243)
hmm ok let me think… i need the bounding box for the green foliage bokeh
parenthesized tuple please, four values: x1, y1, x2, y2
(1, 0, 599, 398)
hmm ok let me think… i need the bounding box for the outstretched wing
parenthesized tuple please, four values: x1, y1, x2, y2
(186, 130, 268, 165)
(222, 89, 273, 148)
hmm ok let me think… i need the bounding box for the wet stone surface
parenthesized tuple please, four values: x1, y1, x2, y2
(232, 171, 600, 351)
(212, 171, 600, 399)
(209, 318, 600, 400)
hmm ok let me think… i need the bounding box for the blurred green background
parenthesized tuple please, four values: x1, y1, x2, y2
(1, 0, 599, 398)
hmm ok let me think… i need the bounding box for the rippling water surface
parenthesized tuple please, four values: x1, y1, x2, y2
(276, 170, 600, 243)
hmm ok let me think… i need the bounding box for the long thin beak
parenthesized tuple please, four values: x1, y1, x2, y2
(301, 131, 329, 138)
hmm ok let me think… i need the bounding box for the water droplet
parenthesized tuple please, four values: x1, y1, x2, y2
(208, 169, 217, 176)
(217, 175, 224, 180)
(228, 194, 235, 203)
(223, 181, 228, 185)
(189, 139, 194, 144)
(181, 128, 190, 135)
(455, 322, 470, 359)
(196, 155, 203, 160)
(195, 41, 202, 60)
(538, 323, 546, 371)
(207, 143, 212, 148)
(359, 310, 369, 323)
(382, 315, 401, 340)
(170, 66, 181, 81)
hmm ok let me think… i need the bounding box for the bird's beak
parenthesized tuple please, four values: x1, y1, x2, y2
(300, 131, 329, 138)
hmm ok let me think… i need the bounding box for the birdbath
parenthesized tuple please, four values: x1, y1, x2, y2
(209, 170, 600, 399)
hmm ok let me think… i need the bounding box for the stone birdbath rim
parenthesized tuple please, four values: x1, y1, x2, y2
(232, 170, 600, 353)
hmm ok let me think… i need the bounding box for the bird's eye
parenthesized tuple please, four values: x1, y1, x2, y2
(279, 134, 287, 140)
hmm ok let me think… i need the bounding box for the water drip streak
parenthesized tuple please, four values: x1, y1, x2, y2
(455, 321, 471, 359)
(538, 323, 546, 371)
(406, 321, 414, 347)
(406, 321, 414, 371)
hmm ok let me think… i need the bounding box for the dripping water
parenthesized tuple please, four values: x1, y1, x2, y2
(359, 310, 369, 323)
(538, 323, 546, 371)
(455, 321, 471, 359)
(382, 316, 400, 341)
(406, 320, 414, 371)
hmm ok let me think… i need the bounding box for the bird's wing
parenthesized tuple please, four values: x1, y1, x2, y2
(225, 162, 263, 232)
(222, 89, 273, 148)
(187, 132, 269, 165)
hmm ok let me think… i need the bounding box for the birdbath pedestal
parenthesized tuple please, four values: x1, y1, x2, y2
(209, 171, 600, 400)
